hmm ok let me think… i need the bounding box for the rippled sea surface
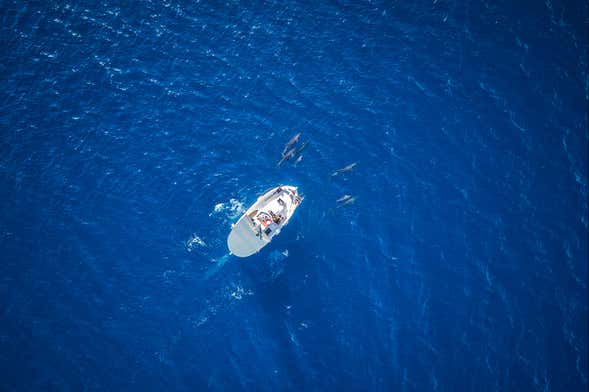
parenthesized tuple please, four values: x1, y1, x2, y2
(1, 1, 587, 390)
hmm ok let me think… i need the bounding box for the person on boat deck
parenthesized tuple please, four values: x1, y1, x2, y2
(270, 211, 281, 224)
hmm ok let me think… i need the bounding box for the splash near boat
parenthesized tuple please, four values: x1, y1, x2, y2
(227, 186, 303, 257)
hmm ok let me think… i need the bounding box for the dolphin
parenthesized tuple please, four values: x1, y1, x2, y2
(336, 195, 356, 208)
(277, 146, 296, 166)
(293, 155, 303, 166)
(278, 140, 308, 167)
(282, 132, 301, 156)
(331, 162, 357, 176)
(336, 194, 352, 203)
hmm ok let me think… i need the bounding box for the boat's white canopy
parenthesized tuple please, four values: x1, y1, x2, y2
(227, 215, 267, 257)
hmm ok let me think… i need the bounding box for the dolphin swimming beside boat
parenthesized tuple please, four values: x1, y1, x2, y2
(331, 162, 357, 176)
(277, 147, 296, 166)
(293, 155, 303, 166)
(336, 194, 352, 203)
(282, 132, 301, 156)
(336, 195, 356, 208)
(277, 139, 309, 167)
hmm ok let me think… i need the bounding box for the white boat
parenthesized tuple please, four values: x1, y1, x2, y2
(227, 185, 303, 257)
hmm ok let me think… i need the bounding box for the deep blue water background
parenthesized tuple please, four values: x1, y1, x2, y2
(1, 0, 588, 390)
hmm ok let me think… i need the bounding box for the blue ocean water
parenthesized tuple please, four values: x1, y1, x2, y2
(1, 0, 587, 390)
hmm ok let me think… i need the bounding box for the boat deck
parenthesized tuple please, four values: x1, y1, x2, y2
(246, 190, 293, 239)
